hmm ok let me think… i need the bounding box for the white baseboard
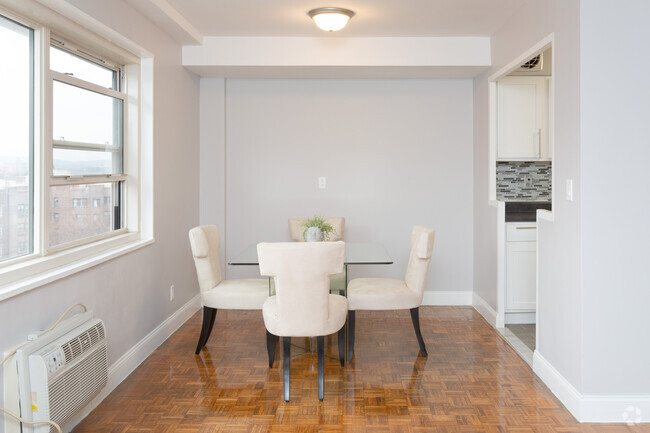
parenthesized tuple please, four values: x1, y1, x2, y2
(504, 311, 536, 324)
(472, 292, 498, 328)
(533, 350, 650, 424)
(421, 291, 472, 306)
(533, 350, 582, 420)
(63, 294, 201, 432)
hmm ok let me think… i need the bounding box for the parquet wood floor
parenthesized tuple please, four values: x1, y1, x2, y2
(73, 307, 648, 432)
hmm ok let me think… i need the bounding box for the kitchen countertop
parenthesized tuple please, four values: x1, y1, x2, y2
(505, 201, 552, 222)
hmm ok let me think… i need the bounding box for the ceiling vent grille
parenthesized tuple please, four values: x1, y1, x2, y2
(519, 54, 543, 71)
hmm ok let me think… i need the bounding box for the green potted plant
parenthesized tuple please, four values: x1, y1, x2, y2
(302, 215, 336, 241)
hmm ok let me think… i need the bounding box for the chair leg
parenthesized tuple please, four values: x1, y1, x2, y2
(266, 330, 278, 368)
(317, 336, 324, 401)
(207, 307, 217, 341)
(283, 337, 291, 402)
(410, 307, 428, 357)
(195, 307, 217, 355)
(337, 326, 346, 367)
(347, 310, 356, 363)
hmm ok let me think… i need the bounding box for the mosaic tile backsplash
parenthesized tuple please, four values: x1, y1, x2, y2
(497, 161, 552, 201)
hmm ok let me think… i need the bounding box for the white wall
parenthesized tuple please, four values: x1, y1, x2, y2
(580, 0, 650, 395)
(0, 0, 200, 409)
(200, 78, 226, 273)
(217, 79, 474, 293)
(473, 0, 583, 389)
(472, 73, 499, 311)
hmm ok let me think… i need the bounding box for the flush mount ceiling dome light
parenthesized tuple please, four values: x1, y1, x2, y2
(308, 7, 355, 32)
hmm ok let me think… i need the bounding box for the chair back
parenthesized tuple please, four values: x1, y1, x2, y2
(188, 225, 223, 293)
(288, 217, 345, 241)
(404, 226, 435, 302)
(257, 241, 345, 332)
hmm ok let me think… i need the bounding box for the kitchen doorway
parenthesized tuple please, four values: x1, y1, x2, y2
(489, 36, 554, 366)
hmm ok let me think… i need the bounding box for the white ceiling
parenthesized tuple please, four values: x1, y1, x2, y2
(164, 0, 529, 38)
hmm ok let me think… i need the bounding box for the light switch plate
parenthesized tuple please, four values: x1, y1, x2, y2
(566, 179, 573, 201)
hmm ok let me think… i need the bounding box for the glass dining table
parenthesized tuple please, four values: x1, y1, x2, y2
(228, 242, 393, 364)
(228, 242, 393, 293)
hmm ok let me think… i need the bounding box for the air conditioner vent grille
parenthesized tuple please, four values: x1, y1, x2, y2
(47, 344, 107, 431)
(61, 322, 105, 363)
(16, 313, 108, 433)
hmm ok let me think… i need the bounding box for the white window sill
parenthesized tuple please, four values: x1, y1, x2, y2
(0, 236, 154, 302)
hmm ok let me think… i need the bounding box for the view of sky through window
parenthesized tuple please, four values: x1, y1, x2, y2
(0, 15, 33, 261)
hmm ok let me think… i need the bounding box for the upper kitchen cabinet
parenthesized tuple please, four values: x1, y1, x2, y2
(497, 76, 552, 161)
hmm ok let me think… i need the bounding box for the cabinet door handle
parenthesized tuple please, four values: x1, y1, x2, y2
(516, 226, 536, 230)
(537, 128, 542, 157)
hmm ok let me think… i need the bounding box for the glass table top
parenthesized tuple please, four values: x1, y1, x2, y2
(228, 242, 393, 266)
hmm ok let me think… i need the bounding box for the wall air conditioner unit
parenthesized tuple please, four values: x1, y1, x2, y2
(13, 311, 107, 433)
(519, 53, 543, 72)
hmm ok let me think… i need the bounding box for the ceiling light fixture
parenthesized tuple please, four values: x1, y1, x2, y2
(308, 7, 355, 32)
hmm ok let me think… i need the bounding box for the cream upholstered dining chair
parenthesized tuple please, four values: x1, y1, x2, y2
(189, 225, 268, 355)
(346, 226, 435, 362)
(288, 217, 346, 293)
(258, 241, 347, 402)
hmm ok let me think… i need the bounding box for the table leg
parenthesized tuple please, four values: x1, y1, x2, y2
(344, 264, 348, 365)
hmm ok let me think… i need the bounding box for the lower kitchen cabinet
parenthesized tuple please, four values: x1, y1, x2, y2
(505, 222, 536, 323)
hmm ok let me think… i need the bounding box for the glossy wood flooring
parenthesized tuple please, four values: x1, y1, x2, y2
(74, 307, 648, 432)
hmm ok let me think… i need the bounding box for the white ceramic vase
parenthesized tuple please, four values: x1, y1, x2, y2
(304, 227, 324, 242)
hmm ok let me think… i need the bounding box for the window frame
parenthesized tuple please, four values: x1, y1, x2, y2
(0, 4, 151, 296)
(46, 37, 128, 252)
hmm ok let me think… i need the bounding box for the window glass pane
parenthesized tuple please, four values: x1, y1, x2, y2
(49, 182, 120, 247)
(53, 80, 123, 175)
(50, 45, 116, 89)
(0, 15, 33, 262)
(53, 148, 120, 176)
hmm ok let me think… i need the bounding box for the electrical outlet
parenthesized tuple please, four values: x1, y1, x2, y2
(524, 176, 533, 188)
(170, 285, 174, 302)
(318, 176, 326, 189)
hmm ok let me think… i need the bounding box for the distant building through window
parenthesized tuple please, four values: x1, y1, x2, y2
(72, 198, 88, 208)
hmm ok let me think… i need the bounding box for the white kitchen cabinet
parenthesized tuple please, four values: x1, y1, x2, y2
(497, 76, 551, 161)
(505, 222, 536, 314)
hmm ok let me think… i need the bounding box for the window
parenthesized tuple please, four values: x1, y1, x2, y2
(0, 14, 33, 262)
(0, 4, 147, 289)
(17, 204, 28, 217)
(72, 198, 87, 208)
(49, 42, 125, 248)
